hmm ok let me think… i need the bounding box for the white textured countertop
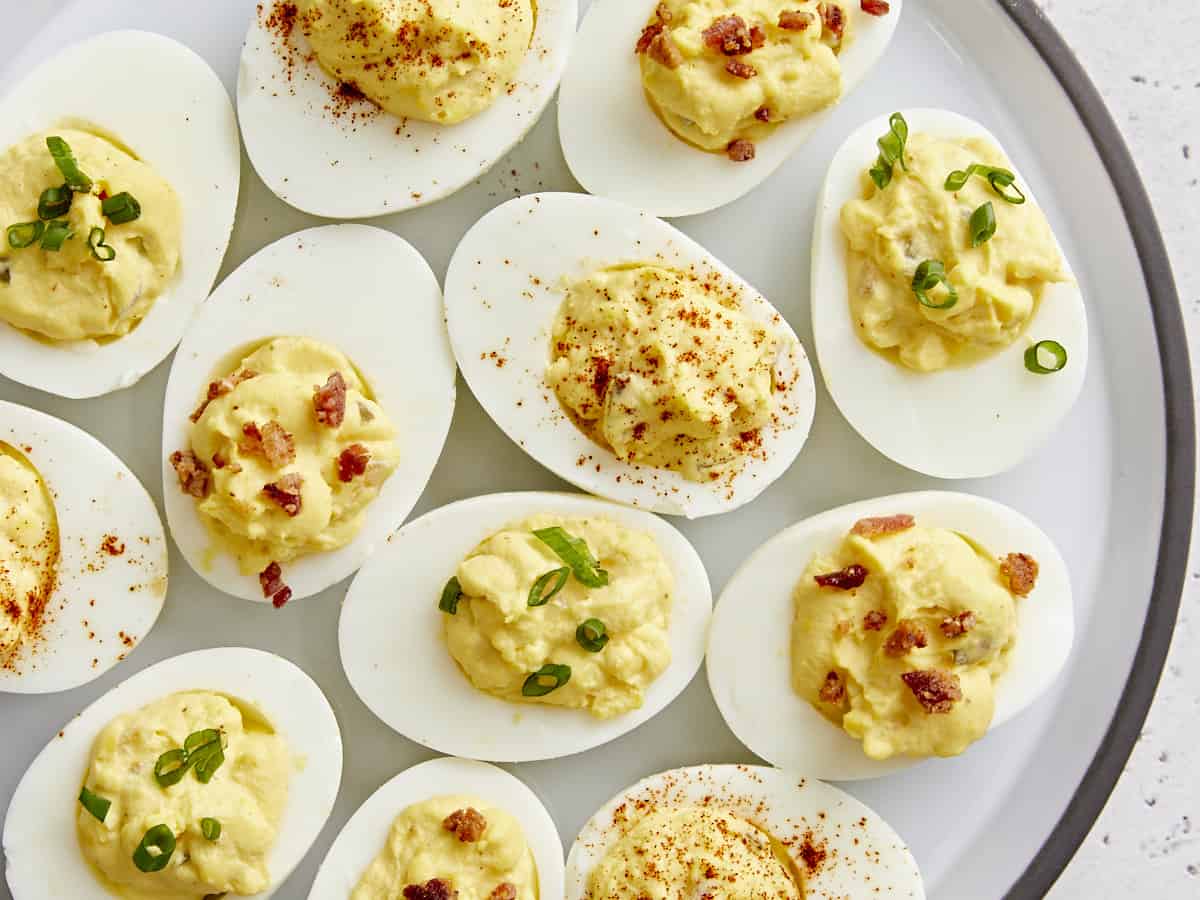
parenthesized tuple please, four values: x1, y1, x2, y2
(1037, 1, 1200, 896)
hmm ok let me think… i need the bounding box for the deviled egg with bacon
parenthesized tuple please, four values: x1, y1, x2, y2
(161, 225, 456, 605)
(444, 192, 816, 518)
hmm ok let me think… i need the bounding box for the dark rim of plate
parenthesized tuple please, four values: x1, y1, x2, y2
(999, 0, 1196, 896)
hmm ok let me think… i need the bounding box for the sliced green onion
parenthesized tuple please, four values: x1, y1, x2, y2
(46, 136, 92, 192)
(38, 184, 73, 220)
(88, 226, 116, 261)
(868, 112, 909, 190)
(154, 748, 190, 788)
(132, 824, 176, 873)
(7, 221, 44, 249)
(945, 164, 1026, 204)
(439, 576, 463, 615)
(184, 729, 222, 755)
(911, 259, 958, 310)
(40, 219, 74, 252)
(969, 201, 996, 247)
(78, 786, 111, 823)
(190, 742, 225, 784)
(576, 618, 610, 653)
(200, 817, 221, 841)
(528, 567, 569, 607)
(521, 663, 571, 697)
(1024, 340, 1068, 374)
(101, 191, 141, 225)
(533, 527, 609, 588)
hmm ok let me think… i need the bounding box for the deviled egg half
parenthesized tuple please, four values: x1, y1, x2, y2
(161, 225, 456, 605)
(707, 491, 1073, 781)
(309, 756, 564, 899)
(340, 491, 712, 762)
(812, 108, 1089, 478)
(238, 0, 577, 218)
(444, 192, 816, 518)
(3, 647, 342, 900)
(0, 31, 240, 398)
(567, 764, 924, 898)
(559, 0, 902, 217)
(0, 401, 167, 694)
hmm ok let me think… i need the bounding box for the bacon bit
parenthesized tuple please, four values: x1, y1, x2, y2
(754, 105, 771, 122)
(170, 450, 210, 499)
(313, 371, 348, 427)
(940, 611, 977, 638)
(238, 421, 296, 468)
(863, 609, 888, 631)
(883, 620, 928, 657)
(1000, 553, 1039, 596)
(488, 885, 517, 900)
(820, 3, 846, 44)
(403, 880, 457, 900)
(818, 670, 845, 704)
(262, 473, 303, 517)
(901, 669, 962, 714)
(861, 0, 891, 15)
(443, 807, 487, 842)
(338, 443, 371, 483)
(851, 514, 916, 538)
(259, 561, 292, 609)
(647, 31, 683, 68)
(725, 59, 758, 79)
(190, 369, 258, 422)
(814, 564, 868, 590)
(727, 139, 756, 162)
(703, 15, 755, 55)
(635, 21, 664, 54)
(778, 9, 813, 30)
(750, 24, 767, 48)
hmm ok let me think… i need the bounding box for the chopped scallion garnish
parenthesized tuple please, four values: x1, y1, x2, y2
(439, 576, 463, 615)
(911, 259, 958, 310)
(521, 663, 571, 697)
(88, 226, 116, 261)
(868, 112, 909, 190)
(969, 201, 996, 247)
(945, 163, 1026, 204)
(1024, 340, 1068, 374)
(528, 567, 569, 607)
(132, 824, 176, 873)
(78, 786, 111, 823)
(153, 748, 190, 788)
(38, 184, 73, 221)
(101, 191, 141, 225)
(533, 527, 609, 588)
(46, 136, 92, 192)
(40, 219, 74, 252)
(200, 817, 221, 841)
(7, 221, 44, 249)
(576, 619, 610, 653)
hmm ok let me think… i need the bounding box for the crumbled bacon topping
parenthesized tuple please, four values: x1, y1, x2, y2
(940, 611, 977, 638)
(1000, 553, 1039, 596)
(820, 2, 846, 44)
(754, 105, 771, 122)
(861, 0, 891, 15)
(703, 15, 755, 55)
(851, 514, 916, 538)
(262, 473, 303, 517)
(443, 807, 488, 842)
(403, 880, 457, 900)
(863, 609, 888, 631)
(635, 20, 665, 54)
(337, 443, 371, 483)
(814, 563, 868, 590)
(259, 561, 292, 609)
(727, 139, 756, 162)
(647, 31, 683, 68)
(238, 421, 296, 468)
(170, 451, 210, 499)
(883, 620, 928, 657)
(901, 669, 962, 714)
(488, 885, 517, 900)
(190, 369, 257, 422)
(725, 59, 757, 78)
(818, 670, 846, 704)
(750, 24, 766, 48)
(778, 9, 812, 30)
(313, 371, 348, 427)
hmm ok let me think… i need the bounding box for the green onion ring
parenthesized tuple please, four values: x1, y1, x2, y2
(439, 576, 463, 615)
(945, 163, 1026, 204)
(521, 663, 572, 697)
(200, 817, 221, 841)
(183, 729, 222, 755)
(40, 219, 74, 252)
(576, 619, 610, 653)
(153, 748, 190, 788)
(969, 202, 996, 247)
(911, 259, 958, 309)
(78, 786, 111, 823)
(1024, 340, 1068, 374)
(533, 527, 609, 588)
(88, 226, 116, 261)
(38, 184, 73, 220)
(190, 742, 225, 784)
(101, 191, 141, 225)
(528, 567, 570, 607)
(868, 112, 909, 190)
(132, 824, 176, 873)
(7, 221, 44, 249)
(46, 136, 92, 192)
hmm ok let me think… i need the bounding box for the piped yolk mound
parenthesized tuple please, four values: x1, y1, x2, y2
(0, 443, 58, 664)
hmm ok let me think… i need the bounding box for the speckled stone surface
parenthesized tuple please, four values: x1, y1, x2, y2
(1035, 1, 1200, 896)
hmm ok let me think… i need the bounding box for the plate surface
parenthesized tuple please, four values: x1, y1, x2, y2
(0, 2, 1191, 899)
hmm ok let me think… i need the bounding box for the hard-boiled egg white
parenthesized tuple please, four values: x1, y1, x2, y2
(237, 0, 577, 218)
(0, 30, 240, 399)
(3, 647, 342, 899)
(0, 401, 167, 694)
(558, 1, 902, 218)
(161, 224, 456, 603)
(340, 490, 712, 762)
(443, 192, 816, 518)
(812, 108, 1089, 478)
(308, 756, 564, 899)
(566, 764, 924, 898)
(707, 491, 1074, 781)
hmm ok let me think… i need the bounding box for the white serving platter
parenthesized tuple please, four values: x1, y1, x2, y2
(0, 2, 1192, 899)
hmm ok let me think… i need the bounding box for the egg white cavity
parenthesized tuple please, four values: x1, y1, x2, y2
(3, 647, 343, 900)
(558, 0, 902, 218)
(566, 764, 924, 898)
(706, 491, 1074, 782)
(237, 0, 577, 218)
(444, 192, 816, 518)
(308, 756, 564, 899)
(161, 225, 456, 603)
(812, 108, 1089, 478)
(0, 401, 167, 694)
(0, 30, 240, 399)
(340, 490, 712, 762)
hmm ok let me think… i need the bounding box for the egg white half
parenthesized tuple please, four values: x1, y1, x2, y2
(0, 30, 240, 399)
(0, 401, 167, 694)
(2, 647, 342, 900)
(444, 192, 816, 518)
(566, 764, 924, 898)
(558, 0, 902, 218)
(706, 491, 1074, 781)
(161, 224, 456, 603)
(237, 0, 577, 218)
(812, 108, 1089, 478)
(308, 756, 564, 899)
(340, 490, 712, 762)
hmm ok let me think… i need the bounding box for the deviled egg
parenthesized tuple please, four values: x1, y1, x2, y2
(0, 31, 240, 399)
(238, 0, 577, 217)
(566, 764, 924, 898)
(340, 491, 712, 761)
(161, 225, 456, 605)
(812, 108, 1089, 478)
(444, 192, 816, 518)
(558, 0, 902, 217)
(3, 647, 342, 900)
(0, 401, 167, 694)
(309, 756, 564, 899)
(707, 491, 1073, 780)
